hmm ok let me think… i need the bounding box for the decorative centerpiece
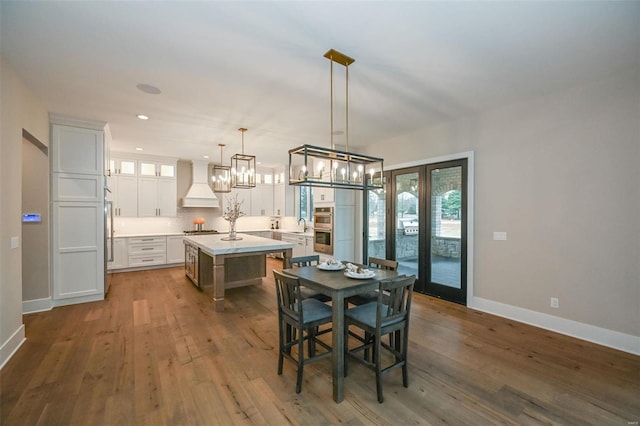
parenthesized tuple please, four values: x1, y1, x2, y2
(221, 193, 245, 241)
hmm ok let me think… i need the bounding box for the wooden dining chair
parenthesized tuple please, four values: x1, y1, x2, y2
(343, 275, 416, 403)
(273, 270, 333, 393)
(285, 255, 331, 303)
(346, 257, 399, 306)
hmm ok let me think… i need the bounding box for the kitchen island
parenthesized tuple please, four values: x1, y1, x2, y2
(183, 233, 294, 311)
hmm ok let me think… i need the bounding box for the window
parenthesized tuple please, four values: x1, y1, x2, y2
(297, 186, 313, 221)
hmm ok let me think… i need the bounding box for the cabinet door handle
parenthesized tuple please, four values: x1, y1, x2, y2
(141, 238, 153, 241)
(141, 247, 153, 251)
(142, 259, 153, 262)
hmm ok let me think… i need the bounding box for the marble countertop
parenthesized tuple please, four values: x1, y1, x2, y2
(184, 233, 294, 256)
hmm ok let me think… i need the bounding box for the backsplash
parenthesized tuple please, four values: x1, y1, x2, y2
(113, 207, 298, 236)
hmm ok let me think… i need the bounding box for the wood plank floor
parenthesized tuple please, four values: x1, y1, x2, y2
(2, 259, 638, 425)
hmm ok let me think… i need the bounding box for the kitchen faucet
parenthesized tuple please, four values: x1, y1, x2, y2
(298, 217, 308, 232)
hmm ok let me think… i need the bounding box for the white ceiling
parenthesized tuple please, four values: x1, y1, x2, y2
(2, 1, 639, 167)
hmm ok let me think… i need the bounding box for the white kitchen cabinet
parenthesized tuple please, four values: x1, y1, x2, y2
(166, 235, 184, 264)
(107, 237, 128, 270)
(51, 119, 106, 305)
(138, 177, 177, 217)
(281, 233, 306, 258)
(108, 174, 138, 216)
(313, 186, 334, 204)
(52, 125, 104, 175)
(305, 236, 315, 256)
(128, 236, 167, 267)
(273, 183, 294, 217)
(139, 160, 175, 178)
(250, 184, 274, 216)
(109, 157, 137, 176)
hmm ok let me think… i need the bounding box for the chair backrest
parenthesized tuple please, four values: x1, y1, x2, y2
(369, 256, 398, 271)
(273, 270, 304, 322)
(376, 275, 415, 328)
(286, 255, 320, 269)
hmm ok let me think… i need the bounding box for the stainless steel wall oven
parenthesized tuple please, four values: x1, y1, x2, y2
(313, 207, 334, 255)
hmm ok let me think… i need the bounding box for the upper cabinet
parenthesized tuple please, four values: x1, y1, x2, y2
(51, 125, 103, 176)
(110, 158, 137, 176)
(139, 160, 175, 178)
(108, 153, 177, 217)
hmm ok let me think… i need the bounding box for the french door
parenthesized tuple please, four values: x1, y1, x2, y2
(365, 159, 467, 305)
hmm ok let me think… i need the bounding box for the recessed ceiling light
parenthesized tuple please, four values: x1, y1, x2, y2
(135, 147, 143, 151)
(136, 114, 149, 120)
(203, 155, 209, 159)
(136, 83, 161, 95)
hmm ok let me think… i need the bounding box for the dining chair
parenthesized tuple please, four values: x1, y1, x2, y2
(273, 270, 333, 394)
(343, 275, 415, 403)
(346, 257, 399, 306)
(286, 255, 331, 302)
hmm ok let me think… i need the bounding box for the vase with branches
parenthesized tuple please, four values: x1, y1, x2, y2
(222, 193, 245, 240)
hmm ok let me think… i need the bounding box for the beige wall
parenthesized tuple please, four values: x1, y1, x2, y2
(21, 137, 50, 301)
(1, 56, 49, 365)
(366, 66, 640, 338)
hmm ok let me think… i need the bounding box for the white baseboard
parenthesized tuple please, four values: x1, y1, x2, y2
(470, 297, 640, 355)
(0, 324, 26, 370)
(23, 297, 53, 314)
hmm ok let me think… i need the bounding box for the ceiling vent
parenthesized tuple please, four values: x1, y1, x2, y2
(181, 161, 219, 208)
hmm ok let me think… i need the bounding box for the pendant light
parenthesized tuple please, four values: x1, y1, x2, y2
(231, 127, 256, 189)
(288, 49, 384, 190)
(212, 143, 231, 193)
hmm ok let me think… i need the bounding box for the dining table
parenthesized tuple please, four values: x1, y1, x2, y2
(282, 263, 400, 403)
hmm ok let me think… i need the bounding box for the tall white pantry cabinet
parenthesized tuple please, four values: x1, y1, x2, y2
(50, 116, 106, 306)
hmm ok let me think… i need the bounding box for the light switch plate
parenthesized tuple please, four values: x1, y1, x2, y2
(10, 236, 20, 249)
(493, 231, 507, 241)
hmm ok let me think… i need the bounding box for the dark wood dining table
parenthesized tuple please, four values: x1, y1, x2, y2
(282, 264, 400, 403)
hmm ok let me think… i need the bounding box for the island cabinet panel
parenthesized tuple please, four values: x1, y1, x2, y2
(225, 254, 266, 282)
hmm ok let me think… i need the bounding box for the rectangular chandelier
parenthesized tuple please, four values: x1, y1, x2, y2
(288, 144, 383, 190)
(231, 127, 256, 189)
(287, 49, 384, 191)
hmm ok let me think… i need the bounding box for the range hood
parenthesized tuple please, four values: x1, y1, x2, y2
(181, 161, 219, 208)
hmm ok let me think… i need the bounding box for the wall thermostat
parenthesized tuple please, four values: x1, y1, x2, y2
(22, 213, 42, 223)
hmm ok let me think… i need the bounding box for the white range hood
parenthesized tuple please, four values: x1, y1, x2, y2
(181, 161, 219, 208)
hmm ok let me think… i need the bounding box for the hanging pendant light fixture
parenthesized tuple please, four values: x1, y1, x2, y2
(231, 127, 256, 189)
(212, 143, 231, 193)
(288, 49, 383, 191)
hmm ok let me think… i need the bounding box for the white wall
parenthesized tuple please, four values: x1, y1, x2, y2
(365, 66, 640, 350)
(1, 56, 50, 367)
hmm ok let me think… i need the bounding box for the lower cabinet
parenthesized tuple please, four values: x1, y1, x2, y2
(128, 236, 167, 267)
(108, 234, 186, 271)
(107, 237, 128, 270)
(166, 235, 184, 264)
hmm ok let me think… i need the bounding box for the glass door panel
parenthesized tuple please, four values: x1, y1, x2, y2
(366, 182, 387, 261)
(429, 166, 462, 288)
(394, 171, 419, 278)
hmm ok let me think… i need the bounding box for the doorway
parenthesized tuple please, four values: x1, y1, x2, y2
(365, 158, 468, 305)
(21, 130, 50, 306)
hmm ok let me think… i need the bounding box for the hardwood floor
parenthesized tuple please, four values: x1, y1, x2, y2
(2, 259, 638, 425)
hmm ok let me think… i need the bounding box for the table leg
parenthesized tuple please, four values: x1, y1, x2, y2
(213, 255, 225, 312)
(332, 290, 345, 402)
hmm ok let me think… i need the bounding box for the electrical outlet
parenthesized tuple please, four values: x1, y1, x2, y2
(550, 297, 559, 308)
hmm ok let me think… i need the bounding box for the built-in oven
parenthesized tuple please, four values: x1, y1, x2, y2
(313, 207, 334, 255)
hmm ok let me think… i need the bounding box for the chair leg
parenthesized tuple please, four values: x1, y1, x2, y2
(278, 319, 285, 375)
(402, 329, 409, 388)
(375, 335, 383, 403)
(296, 326, 304, 393)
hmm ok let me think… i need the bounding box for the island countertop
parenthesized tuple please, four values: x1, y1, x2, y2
(183, 233, 294, 256)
